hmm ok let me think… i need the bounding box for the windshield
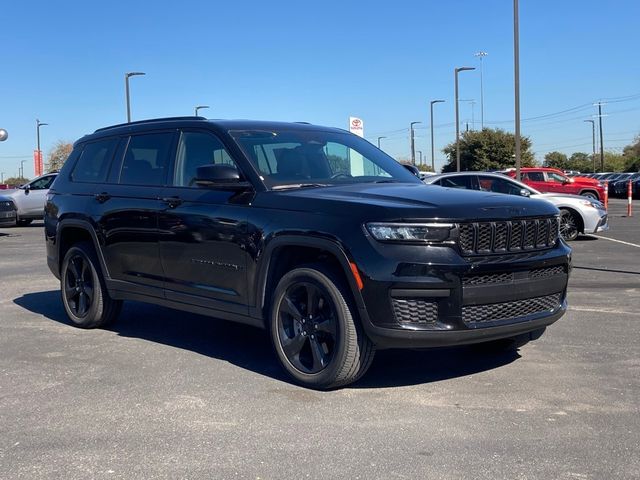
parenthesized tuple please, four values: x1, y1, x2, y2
(229, 128, 421, 188)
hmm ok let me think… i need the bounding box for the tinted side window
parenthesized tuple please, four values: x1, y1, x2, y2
(173, 131, 238, 187)
(30, 175, 56, 190)
(71, 138, 118, 183)
(120, 133, 173, 186)
(439, 176, 473, 189)
(478, 176, 523, 195)
(524, 172, 544, 182)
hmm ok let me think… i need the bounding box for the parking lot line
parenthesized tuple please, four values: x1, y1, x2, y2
(590, 235, 640, 249)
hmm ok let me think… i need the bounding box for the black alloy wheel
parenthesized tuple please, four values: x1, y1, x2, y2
(276, 281, 338, 374)
(270, 265, 375, 389)
(60, 241, 122, 329)
(559, 209, 579, 241)
(64, 254, 94, 318)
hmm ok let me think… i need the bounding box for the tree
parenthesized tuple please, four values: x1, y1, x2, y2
(622, 134, 640, 172)
(544, 151, 568, 169)
(441, 128, 536, 172)
(47, 140, 73, 173)
(3, 176, 29, 187)
(568, 152, 592, 172)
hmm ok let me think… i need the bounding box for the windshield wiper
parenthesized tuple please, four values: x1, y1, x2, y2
(272, 183, 330, 191)
(373, 179, 401, 184)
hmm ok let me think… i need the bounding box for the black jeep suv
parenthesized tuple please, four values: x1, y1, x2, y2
(45, 117, 570, 389)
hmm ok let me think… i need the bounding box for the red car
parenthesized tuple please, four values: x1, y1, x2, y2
(504, 167, 605, 201)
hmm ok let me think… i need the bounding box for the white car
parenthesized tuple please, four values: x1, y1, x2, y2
(424, 172, 608, 241)
(1, 173, 57, 226)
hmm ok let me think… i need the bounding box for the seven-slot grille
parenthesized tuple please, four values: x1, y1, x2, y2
(458, 217, 559, 255)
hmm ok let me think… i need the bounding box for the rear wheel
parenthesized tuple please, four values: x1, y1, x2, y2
(60, 241, 122, 328)
(559, 209, 579, 241)
(270, 264, 375, 389)
(16, 218, 33, 226)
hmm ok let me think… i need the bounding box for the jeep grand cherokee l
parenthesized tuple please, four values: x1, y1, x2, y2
(45, 117, 570, 389)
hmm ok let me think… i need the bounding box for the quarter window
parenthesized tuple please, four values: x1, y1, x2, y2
(71, 138, 118, 183)
(119, 133, 173, 186)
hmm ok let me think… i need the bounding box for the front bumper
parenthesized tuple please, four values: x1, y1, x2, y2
(582, 208, 608, 234)
(354, 241, 571, 349)
(0, 209, 16, 226)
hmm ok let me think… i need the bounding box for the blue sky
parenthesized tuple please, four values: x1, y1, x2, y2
(1, 0, 638, 178)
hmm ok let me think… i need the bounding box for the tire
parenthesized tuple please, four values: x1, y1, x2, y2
(559, 209, 579, 241)
(60, 241, 122, 329)
(580, 191, 598, 200)
(269, 264, 375, 389)
(17, 218, 33, 226)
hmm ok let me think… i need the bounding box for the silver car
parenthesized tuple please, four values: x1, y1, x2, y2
(1, 173, 57, 226)
(424, 172, 608, 241)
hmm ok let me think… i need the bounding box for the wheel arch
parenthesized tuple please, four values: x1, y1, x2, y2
(559, 206, 585, 234)
(254, 236, 366, 320)
(578, 188, 600, 200)
(57, 219, 110, 279)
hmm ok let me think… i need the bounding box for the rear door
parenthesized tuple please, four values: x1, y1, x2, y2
(93, 131, 176, 296)
(158, 129, 251, 315)
(521, 171, 547, 192)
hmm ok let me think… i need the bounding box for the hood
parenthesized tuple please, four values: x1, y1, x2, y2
(254, 183, 559, 222)
(571, 176, 601, 186)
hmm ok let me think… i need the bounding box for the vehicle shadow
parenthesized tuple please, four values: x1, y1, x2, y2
(14, 290, 520, 389)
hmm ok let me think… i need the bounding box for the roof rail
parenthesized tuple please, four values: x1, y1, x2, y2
(94, 116, 207, 133)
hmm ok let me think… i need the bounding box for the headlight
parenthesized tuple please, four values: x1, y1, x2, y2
(366, 222, 454, 243)
(596, 182, 603, 187)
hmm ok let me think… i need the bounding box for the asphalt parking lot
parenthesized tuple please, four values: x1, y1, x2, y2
(1, 198, 638, 480)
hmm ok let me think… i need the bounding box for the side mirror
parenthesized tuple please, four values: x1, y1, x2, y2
(402, 164, 420, 177)
(23, 184, 31, 194)
(194, 164, 251, 189)
(520, 189, 531, 197)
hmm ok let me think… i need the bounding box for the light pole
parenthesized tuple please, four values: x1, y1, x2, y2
(474, 51, 488, 129)
(377, 136, 386, 149)
(513, 0, 522, 181)
(1, 172, 5, 183)
(19, 160, 26, 180)
(595, 102, 605, 172)
(430, 100, 445, 173)
(36, 119, 48, 175)
(410, 121, 421, 165)
(125, 72, 146, 123)
(195, 105, 209, 116)
(417, 150, 423, 166)
(584, 120, 596, 172)
(455, 67, 475, 172)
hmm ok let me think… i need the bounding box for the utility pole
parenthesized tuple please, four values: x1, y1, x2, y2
(513, 0, 522, 181)
(474, 51, 488, 129)
(584, 120, 596, 172)
(596, 102, 605, 172)
(455, 67, 475, 171)
(430, 100, 445, 173)
(410, 121, 421, 165)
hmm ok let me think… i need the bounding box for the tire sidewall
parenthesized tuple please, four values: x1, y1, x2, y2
(60, 244, 103, 327)
(270, 268, 351, 387)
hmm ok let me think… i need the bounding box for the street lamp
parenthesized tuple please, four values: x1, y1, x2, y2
(410, 121, 422, 165)
(417, 150, 423, 166)
(377, 136, 386, 149)
(125, 72, 146, 123)
(19, 160, 26, 180)
(195, 105, 210, 116)
(455, 67, 476, 172)
(36, 119, 48, 175)
(474, 51, 488, 129)
(430, 100, 445, 173)
(513, 0, 522, 181)
(584, 120, 596, 173)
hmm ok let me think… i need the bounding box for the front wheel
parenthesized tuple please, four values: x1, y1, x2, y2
(270, 265, 375, 389)
(559, 209, 579, 241)
(60, 241, 122, 329)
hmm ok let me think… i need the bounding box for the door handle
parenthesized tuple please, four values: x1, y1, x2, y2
(94, 192, 111, 203)
(161, 196, 183, 208)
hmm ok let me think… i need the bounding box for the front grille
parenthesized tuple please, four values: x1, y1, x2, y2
(0, 201, 15, 212)
(392, 298, 438, 325)
(462, 272, 514, 286)
(458, 217, 559, 256)
(462, 293, 562, 326)
(529, 265, 565, 279)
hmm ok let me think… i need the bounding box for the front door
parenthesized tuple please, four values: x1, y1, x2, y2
(20, 174, 56, 217)
(158, 130, 251, 315)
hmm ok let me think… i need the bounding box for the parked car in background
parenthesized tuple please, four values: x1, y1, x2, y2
(611, 173, 639, 197)
(0, 172, 57, 226)
(503, 167, 605, 201)
(425, 172, 608, 241)
(0, 196, 17, 226)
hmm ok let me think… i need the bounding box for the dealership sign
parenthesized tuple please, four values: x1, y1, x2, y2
(349, 117, 364, 137)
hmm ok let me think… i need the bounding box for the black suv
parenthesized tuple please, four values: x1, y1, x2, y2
(45, 117, 571, 389)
